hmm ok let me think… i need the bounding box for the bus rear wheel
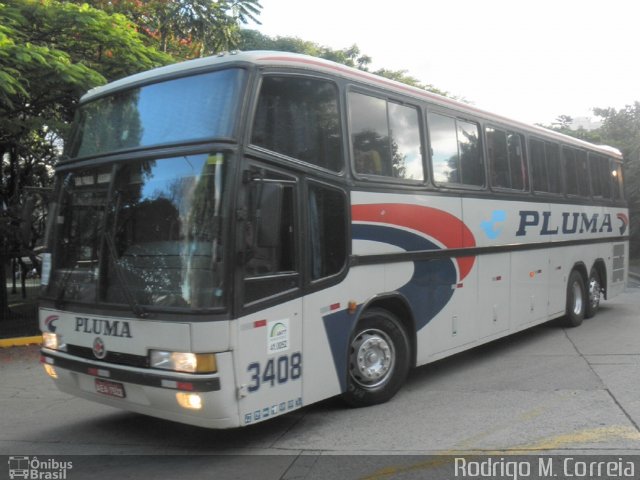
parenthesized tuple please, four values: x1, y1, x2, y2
(562, 270, 586, 328)
(343, 308, 410, 407)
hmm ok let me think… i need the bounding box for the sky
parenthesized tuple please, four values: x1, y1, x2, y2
(253, 0, 639, 126)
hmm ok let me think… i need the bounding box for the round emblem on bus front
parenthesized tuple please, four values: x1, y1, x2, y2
(93, 337, 107, 359)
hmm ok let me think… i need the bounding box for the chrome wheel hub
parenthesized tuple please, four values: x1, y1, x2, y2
(589, 278, 601, 310)
(350, 329, 395, 388)
(572, 281, 583, 315)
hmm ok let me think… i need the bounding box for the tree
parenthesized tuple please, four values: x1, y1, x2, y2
(549, 105, 640, 256)
(76, 0, 263, 59)
(593, 103, 640, 255)
(238, 30, 371, 69)
(0, 0, 171, 317)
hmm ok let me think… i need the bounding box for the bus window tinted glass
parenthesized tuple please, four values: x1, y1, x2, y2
(252, 76, 343, 172)
(507, 132, 526, 190)
(308, 183, 347, 280)
(546, 143, 561, 194)
(69, 69, 245, 158)
(575, 150, 590, 197)
(350, 93, 424, 181)
(487, 128, 526, 190)
(613, 162, 624, 200)
(589, 153, 611, 198)
(458, 120, 483, 186)
(428, 112, 459, 184)
(563, 147, 578, 195)
(388, 102, 424, 181)
(486, 127, 509, 187)
(350, 93, 391, 176)
(428, 112, 483, 187)
(599, 158, 612, 198)
(530, 139, 548, 191)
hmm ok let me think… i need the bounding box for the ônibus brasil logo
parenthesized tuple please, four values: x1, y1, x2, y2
(8, 456, 73, 479)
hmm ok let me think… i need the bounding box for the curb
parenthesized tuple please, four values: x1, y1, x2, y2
(0, 335, 42, 348)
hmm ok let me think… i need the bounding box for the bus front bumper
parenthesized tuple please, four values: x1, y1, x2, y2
(40, 348, 241, 429)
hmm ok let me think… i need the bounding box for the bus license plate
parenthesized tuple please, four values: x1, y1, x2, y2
(95, 378, 126, 398)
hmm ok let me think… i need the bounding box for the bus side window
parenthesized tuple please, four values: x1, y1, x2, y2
(428, 112, 483, 187)
(562, 146, 578, 195)
(589, 153, 612, 199)
(350, 93, 391, 176)
(428, 112, 459, 184)
(589, 153, 603, 197)
(575, 149, 590, 197)
(545, 142, 561, 194)
(349, 92, 424, 181)
(612, 161, 624, 201)
(308, 183, 347, 281)
(251, 76, 343, 172)
(530, 138, 548, 192)
(242, 168, 299, 305)
(507, 132, 527, 190)
(487, 127, 527, 190)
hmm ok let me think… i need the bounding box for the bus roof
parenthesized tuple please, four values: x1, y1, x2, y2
(82, 50, 623, 160)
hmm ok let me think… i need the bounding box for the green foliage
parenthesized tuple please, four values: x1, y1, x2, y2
(76, 0, 263, 58)
(371, 68, 450, 98)
(0, 0, 172, 312)
(593, 103, 640, 255)
(0, 0, 171, 143)
(550, 106, 640, 256)
(238, 30, 371, 68)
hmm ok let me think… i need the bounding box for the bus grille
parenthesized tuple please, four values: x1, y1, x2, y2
(65, 344, 149, 368)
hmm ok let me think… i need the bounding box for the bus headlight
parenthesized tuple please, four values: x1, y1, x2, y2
(149, 350, 217, 373)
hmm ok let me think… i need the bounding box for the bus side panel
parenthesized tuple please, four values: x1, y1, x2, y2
(235, 299, 303, 427)
(609, 207, 629, 299)
(462, 199, 551, 329)
(301, 267, 387, 406)
(476, 253, 511, 339)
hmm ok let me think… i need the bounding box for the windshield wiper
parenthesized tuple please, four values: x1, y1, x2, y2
(54, 259, 76, 310)
(102, 226, 148, 319)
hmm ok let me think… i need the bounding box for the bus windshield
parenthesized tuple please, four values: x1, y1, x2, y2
(46, 153, 228, 311)
(67, 68, 245, 158)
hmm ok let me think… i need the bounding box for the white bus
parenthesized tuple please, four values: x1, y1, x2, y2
(39, 51, 628, 428)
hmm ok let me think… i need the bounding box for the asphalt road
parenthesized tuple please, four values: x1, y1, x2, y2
(2, 285, 640, 479)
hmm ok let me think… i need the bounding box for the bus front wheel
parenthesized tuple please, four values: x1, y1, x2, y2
(563, 270, 587, 328)
(343, 308, 410, 407)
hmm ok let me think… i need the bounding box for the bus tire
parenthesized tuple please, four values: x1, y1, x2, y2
(342, 308, 410, 407)
(585, 268, 602, 319)
(563, 270, 586, 327)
